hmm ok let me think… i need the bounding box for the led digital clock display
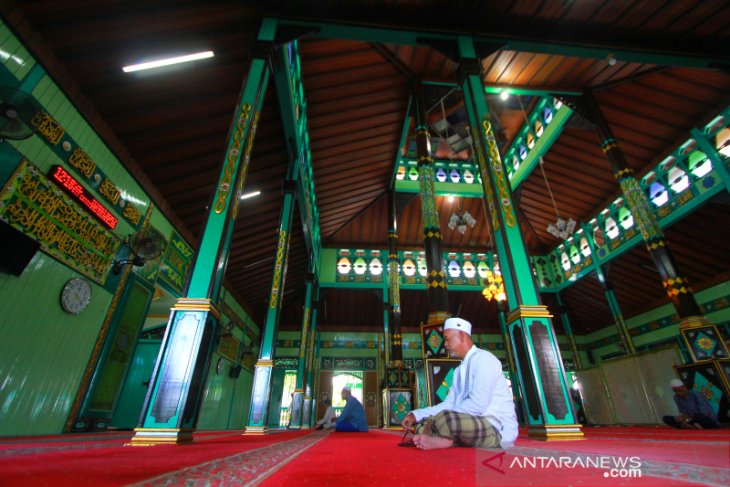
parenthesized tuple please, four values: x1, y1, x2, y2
(49, 165, 118, 229)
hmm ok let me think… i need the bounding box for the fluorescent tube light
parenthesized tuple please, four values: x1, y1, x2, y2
(123, 51, 214, 73)
(240, 191, 261, 200)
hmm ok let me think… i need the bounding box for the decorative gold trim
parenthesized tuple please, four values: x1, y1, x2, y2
(527, 424, 584, 441)
(244, 426, 268, 435)
(214, 103, 250, 214)
(172, 298, 221, 320)
(127, 428, 194, 446)
(426, 311, 450, 326)
(293, 388, 305, 393)
(507, 305, 553, 323)
(256, 359, 274, 367)
(677, 316, 712, 331)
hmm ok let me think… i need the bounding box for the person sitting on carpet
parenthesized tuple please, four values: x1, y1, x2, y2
(662, 378, 720, 429)
(335, 386, 369, 432)
(315, 399, 336, 431)
(401, 317, 518, 450)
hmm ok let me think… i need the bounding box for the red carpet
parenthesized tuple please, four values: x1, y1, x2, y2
(0, 430, 310, 486)
(262, 429, 729, 487)
(262, 431, 479, 486)
(0, 427, 727, 486)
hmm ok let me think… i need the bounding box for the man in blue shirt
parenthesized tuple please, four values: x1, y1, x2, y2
(663, 378, 720, 429)
(335, 386, 369, 432)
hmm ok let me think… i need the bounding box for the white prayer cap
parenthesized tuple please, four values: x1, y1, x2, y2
(444, 317, 472, 336)
(342, 386, 351, 393)
(669, 379, 684, 389)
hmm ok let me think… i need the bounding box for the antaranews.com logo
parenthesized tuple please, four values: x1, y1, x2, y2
(478, 451, 642, 485)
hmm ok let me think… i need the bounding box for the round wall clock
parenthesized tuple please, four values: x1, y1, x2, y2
(60, 278, 92, 314)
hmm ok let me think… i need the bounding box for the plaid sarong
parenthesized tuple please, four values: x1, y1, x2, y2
(415, 411, 501, 448)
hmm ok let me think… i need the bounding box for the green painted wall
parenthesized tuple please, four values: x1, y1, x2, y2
(0, 254, 113, 436)
(197, 351, 254, 430)
(0, 20, 259, 436)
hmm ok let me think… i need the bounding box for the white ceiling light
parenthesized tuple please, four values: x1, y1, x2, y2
(240, 190, 260, 200)
(123, 51, 214, 73)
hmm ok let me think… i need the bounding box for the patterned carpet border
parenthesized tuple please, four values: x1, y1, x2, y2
(379, 428, 729, 486)
(135, 431, 328, 486)
(0, 441, 122, 458)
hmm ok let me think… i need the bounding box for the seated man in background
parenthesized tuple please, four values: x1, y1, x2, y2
(335, 386, 369, 432)
(315, 398, 335, 430)
(401, 318, 518, 450)
(663, 378, 720, 429)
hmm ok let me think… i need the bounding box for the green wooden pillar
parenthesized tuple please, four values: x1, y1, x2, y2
(578, 224, 635, 354)
(555, 293, 583, 370)
(383, 288, 391, 364)
(497, 301, 520, 383)
(306, 295, 320, 427)
(497, 300, 525, 423)
(129, 19, 275, 446)
(387, 188, 403, 362)
(582, 92, 703, 321)
(603, 282, 635, 354)
(245, 171, 299, 434)
(459, 36, 581, 441)
(289, 268, 315, 429)
(414, 80, 450, 325)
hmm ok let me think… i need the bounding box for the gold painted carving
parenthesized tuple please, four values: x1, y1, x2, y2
(68, 147, 96, 178)
(483, 117, 516, 227)
(474, 132, 500, 231)
(269, 229, 288, 309)
(215, 103, 251, 214)
(619, 176, 662, 241)
(0, 162, 119, 284)
(299, 308, 310, 358)
(99, 178, 121, 205)
(123, 203, 142, 225)
(233, 111, 260, 220)
(31, 111, 65, 145)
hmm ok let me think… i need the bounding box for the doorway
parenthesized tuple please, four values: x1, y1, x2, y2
(332, 371, 363, 416)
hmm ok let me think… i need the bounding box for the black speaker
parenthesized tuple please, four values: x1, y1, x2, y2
(0, 220, 39, 276)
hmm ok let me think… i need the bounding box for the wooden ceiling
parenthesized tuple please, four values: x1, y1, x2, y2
(4, 0, 730, 336)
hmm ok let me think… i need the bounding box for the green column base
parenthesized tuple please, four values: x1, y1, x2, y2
(528, 424, 584, 441)
(127, 427, 194, 446)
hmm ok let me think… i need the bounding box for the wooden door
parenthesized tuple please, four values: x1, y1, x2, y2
(316, 370, 333, 421)
(363, 371, 379, 427)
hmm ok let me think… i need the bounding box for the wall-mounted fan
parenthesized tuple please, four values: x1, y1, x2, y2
(112, 227, 166, 275)
(0, 87, 43, 141)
